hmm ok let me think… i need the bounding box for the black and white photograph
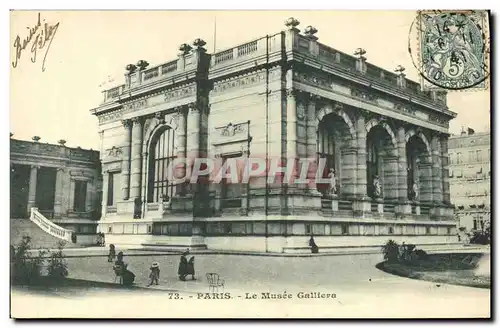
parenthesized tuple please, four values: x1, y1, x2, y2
(8, 9, 491, 319)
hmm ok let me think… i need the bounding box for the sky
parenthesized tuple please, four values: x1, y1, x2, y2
(10, 10, 491, 150)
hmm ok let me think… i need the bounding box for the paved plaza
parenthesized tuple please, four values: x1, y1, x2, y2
(11, 252, 490, 318)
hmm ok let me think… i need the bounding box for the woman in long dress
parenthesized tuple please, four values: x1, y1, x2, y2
(114, 251, 135, 286)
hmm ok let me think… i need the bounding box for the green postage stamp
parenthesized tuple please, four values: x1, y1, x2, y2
(417, 10, 490, 91)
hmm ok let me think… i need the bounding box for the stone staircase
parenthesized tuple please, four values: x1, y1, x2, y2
(10, 218, 82, 250)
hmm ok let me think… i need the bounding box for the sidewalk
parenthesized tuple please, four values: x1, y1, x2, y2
(24, 243, 488, 258)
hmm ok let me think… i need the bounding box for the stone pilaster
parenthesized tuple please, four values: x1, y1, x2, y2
(396, 127, 408, 201)
(101, 171, 109, 217)
(130, 116, 144, 200)
(419, 161, 433, 203)
(121, 119, 132, 200)
(306, 95, 320, 193)
(176, 107, 188, 195)
(355, 114, 368, 197)
(340, 147, 357, 197)
(53, 168, 64, 216)
(440, 135, 451, 204)
(27, 165, 39, 214)
(383, 154, 399, 200)
(431, 135, 443, 203)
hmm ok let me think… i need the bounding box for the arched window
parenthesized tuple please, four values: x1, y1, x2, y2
(147, 127, 176, 203)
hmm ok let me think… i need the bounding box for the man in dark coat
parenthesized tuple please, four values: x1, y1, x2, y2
(178, 250, 189, 281)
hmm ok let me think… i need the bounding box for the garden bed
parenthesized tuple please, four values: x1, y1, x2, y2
(377, 253, 490, 289)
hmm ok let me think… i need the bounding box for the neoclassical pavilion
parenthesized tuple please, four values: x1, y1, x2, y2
(91, 18, 457, 252)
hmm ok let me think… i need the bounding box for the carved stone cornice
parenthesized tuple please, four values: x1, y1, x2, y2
(212, 70, 266, 94)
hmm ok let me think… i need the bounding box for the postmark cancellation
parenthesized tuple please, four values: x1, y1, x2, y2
(415, 10, 490, 91)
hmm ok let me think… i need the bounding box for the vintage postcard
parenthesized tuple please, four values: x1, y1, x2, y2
(9, 10, 491, 319)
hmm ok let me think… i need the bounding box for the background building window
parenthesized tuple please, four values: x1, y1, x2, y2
(476, 150, 482, 162)
(341, 223, 349, 235)
(147, 128, 176, 203)
(457, 152, 462, 164)
(73, 180, 87, 212)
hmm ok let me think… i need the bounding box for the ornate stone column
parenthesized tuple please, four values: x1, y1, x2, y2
(85, 180, 93, 212)
(352, 113, 370, 216)
(101, 171, 109, 217)
(187, 103, 201, 197)
(285, 89, 298, 186)
(130, 116, 144, 200)
(440, 135, 451, 204)
(176, 106, 188, 195)
(382, 152, 399, 201)
(27, 165, 39, 214)
(53, 168, 65, 217)
(69, 179, 76, 211)
(306, 94, 320, 194)
(431, 135, 443, 204)
(340, 146, 357, 197)
(121, 119, 132, 200)
(395, 126, 411, 216)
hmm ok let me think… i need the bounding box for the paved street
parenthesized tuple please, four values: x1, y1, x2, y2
(11, 252, 491, 318)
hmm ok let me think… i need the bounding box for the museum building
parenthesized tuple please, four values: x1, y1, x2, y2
(10, 136, 102, 236)
(91, 18, 457, 252)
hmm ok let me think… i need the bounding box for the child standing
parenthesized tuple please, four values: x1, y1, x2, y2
(148, 262, 160, 286)
(108, 244, 116, 262)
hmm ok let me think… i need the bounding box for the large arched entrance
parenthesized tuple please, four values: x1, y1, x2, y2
(316, 108, 355, 196)
(366, 121, 398, 200)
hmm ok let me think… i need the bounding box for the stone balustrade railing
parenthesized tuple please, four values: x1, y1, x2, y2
(30, 208, 74, 243)
(11, 139, 99, 164)
(101, 31, 446, 108)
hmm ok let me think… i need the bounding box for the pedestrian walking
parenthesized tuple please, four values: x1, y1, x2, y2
(186, 256, 196, 280)
(108, 244, 116, 262)
(148, 262, 160, 286)
(178, 249, 189, 281)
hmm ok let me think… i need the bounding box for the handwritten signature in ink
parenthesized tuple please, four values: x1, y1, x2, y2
(11, 12, 60, 72)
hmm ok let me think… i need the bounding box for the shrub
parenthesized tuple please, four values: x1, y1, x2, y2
(11, 236, 47, 284)
(382, 239, 399, 263)
(414, 249, 428, 260)
(47, 241, 68, 279)
(470, 231, 490, 245)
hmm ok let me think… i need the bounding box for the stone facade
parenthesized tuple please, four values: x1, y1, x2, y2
(448, 130, 490, 232)
(10, 137, 102, 234)
(91, 19, 457, 251)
